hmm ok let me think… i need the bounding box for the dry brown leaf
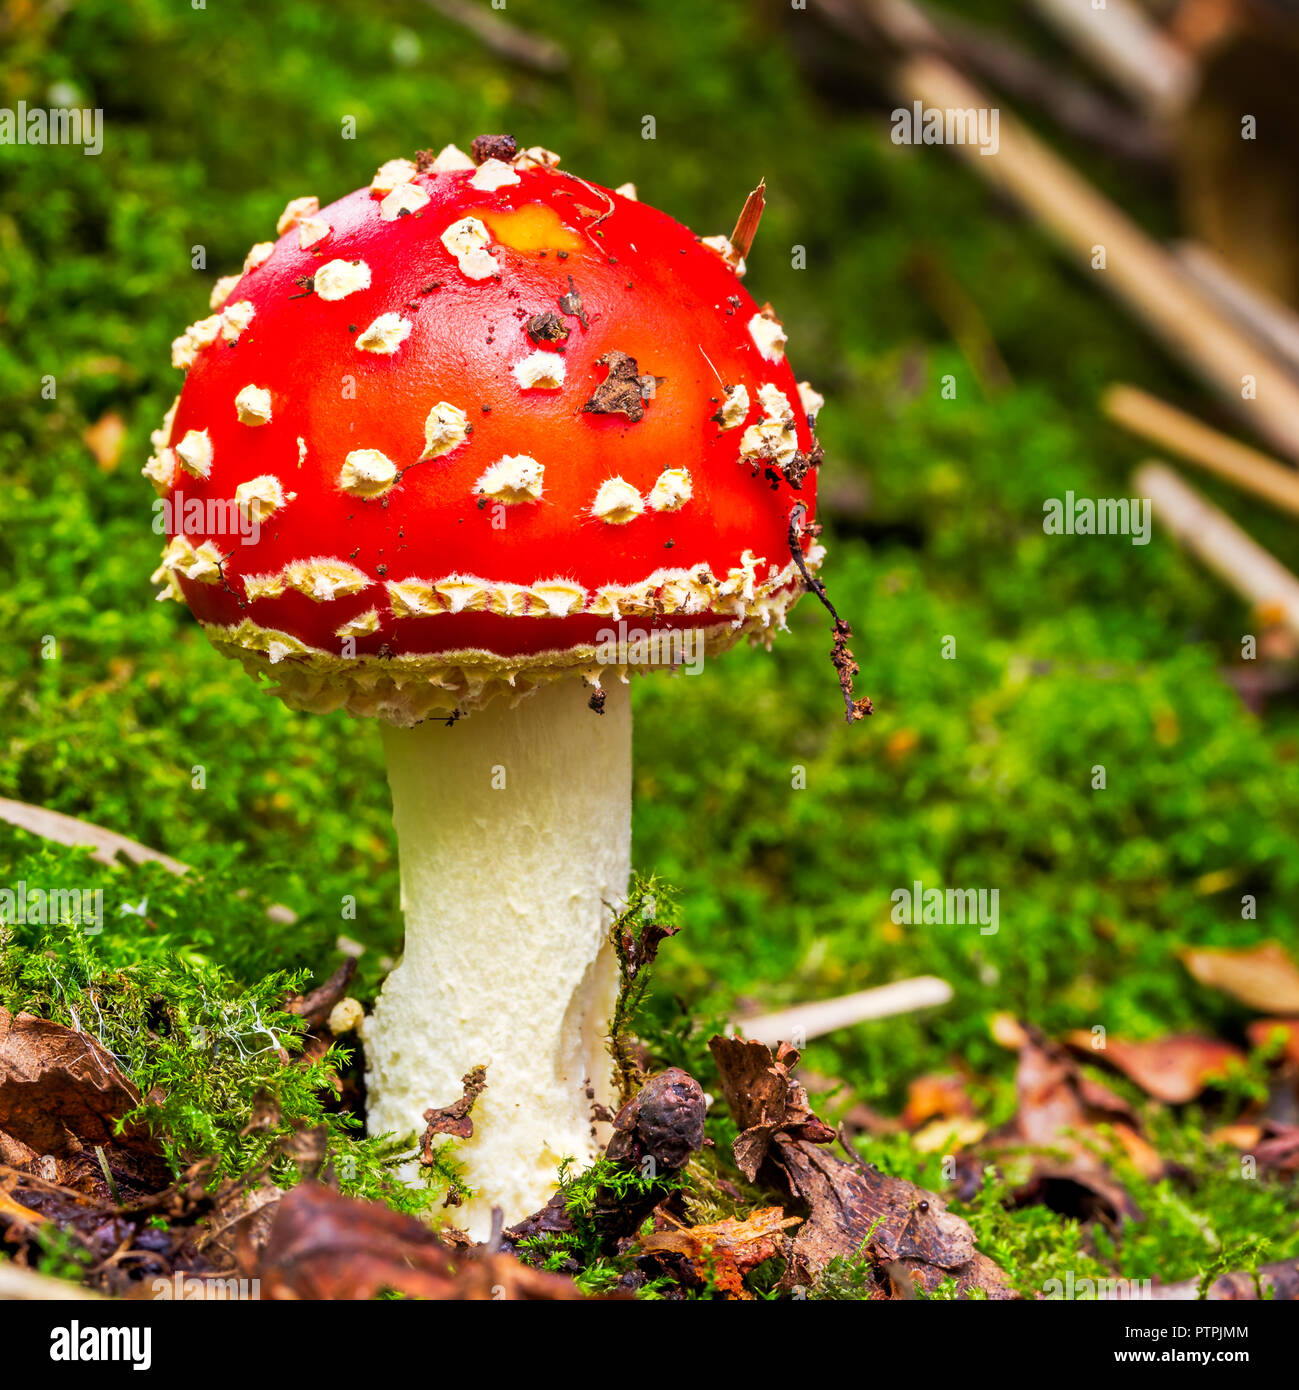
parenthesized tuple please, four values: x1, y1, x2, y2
(911, 1116, 986, 1154)
(707, 1036, 834, 1181)
(0, 1009, 156, 1158)
(708, 1036, 1013, 1299)
(977, 1032, 1153, 1224)
(1110, 1123, 1166, 1181)
(639, 1206, 798, 1299)
(902, 1073, 973, 1128)
(1211, 1123, 1264, 1149)
(989, 1012, 1030, 1050)
(773, 1137, 1013, 1298)
(253, 1182, 589, 1300)
(1181, 941, 1299, 1013)
(1254, 1123, 1299, 1176)
(1065, 1031, 1245, 1104)
(1246, 1017, 1299, 1065)
(82, 412, 125, 470)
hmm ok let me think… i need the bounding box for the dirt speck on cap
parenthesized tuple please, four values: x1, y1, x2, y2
(471, 133, 517, 165)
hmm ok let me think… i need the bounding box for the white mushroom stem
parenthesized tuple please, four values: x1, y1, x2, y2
(364, 678, 630, 1236)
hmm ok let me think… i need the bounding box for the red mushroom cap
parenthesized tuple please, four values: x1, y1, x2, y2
(146, 143, 825, 722)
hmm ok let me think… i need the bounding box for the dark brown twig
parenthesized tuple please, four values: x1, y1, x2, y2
(788, 504, 873, 723)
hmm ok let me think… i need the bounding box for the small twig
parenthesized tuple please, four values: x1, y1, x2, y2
(0, 797, 189, 873)
(788, 504, 873, 723)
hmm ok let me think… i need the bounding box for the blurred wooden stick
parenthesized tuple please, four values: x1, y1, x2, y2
(738, 975, 953, 1046)
(0, 797, 297, 922)
(1027, 0, 1197, 115)
(1138, 461, 1299, 637)
(1175, 241, 1299, 381)
(0, 1261, 102, 1301)
(1105, 384, 1299, 518)
(919, 3, 1167, 164)
(1113, 1259, 1299, 1301)
(0, 796, 188, 873)
(420, 0, 568, 73)
(882, 40, 1299, 463)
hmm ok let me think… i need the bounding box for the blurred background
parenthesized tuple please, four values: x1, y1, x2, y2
(2, 0, 1298, 1286)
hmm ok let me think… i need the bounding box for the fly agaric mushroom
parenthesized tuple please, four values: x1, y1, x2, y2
(145, 137, 850, 1233)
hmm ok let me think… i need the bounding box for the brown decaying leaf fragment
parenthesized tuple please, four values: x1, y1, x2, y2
(421, 1065, 488, 1156)
(1064, 1030, 1245, 1104)
(253, 1182, 588, 1300)
(901, 1073, 974, 1129)
(787, 503, 873, 723)
(707, 1035, 1013, 1298)
(729, 179, 766, 264)
(1181, 941, 1299, 1014)
(618, 913, 678, 983)
(970, 1027, 1160, 1224)
(0, 1009, 157, 1160)
(581, 350, 662, 423)
(639, 1206, 798, 1299)
(774, 1136, 1011, 1299)
(707, 1037, 835, 1181)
